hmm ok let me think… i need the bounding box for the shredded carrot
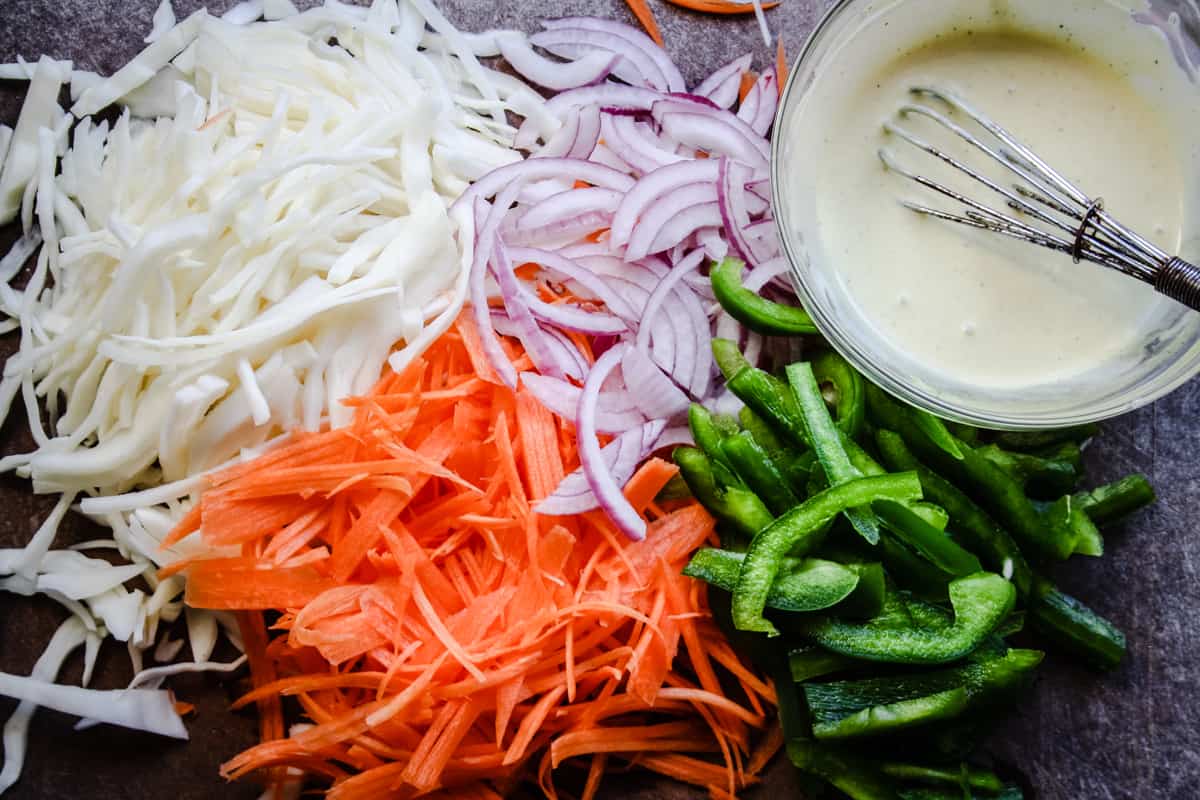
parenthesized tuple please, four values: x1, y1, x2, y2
(737, 70, 759, 103)
(775, 38, 788, 99)
(624, 0, 665, 48)
(178, 315, 775, 798)
(664, 0, 780, 14)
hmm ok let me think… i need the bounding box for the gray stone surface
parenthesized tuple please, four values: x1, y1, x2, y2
(1, 1, 1198, 798)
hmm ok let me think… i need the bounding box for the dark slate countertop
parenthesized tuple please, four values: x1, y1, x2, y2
(0, 1, 1197, 798)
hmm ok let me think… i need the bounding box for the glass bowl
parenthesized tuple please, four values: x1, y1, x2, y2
(771, 0, 1200, 429)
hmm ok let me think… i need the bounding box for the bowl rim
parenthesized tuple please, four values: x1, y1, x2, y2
(769, 0, 1200, 430)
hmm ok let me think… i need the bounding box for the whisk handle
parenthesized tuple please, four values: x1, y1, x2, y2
(1154, 257, 1200, 312)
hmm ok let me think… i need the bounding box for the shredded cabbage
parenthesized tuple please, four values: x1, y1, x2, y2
(0, 1, 544, 789)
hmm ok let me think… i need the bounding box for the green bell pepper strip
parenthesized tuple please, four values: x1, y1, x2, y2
(994, 423, 1099, 451)
(975, 443, 1079, 500)
(802, 572, 1017, 664)
(673, 446, 774, 541)
(688, 403, 736, 474)
(838, 562, 888, 618)
(732, 473, 924, 635)
(684, 549, 860, 612)
(1073, 474, 1155, 526)
(790, 646, 859, 682)
(710, 257, 819, 335)
(787, 739, 903, 800)
(811, 349, 866, 439)
(1029, 580, 1126, 670)
(900, 788, 1025, 800)
(880, 763, 1006, 793)
(875, 430, 1034, 597)
(946, 420, 982, 446)
(877, 533, 954, 598)
(803, 648, 1043, 738)
(875, 500, 984, 577)
(714, 339, 809, 447)
(869, 385, 1074, 561)
(1042, 495, 1104, 557)
(738, 406, 814, 489)
(721, 431, 802, 516)
(812, 688, 970, 740)
(909, 502, 950, 532)
(789, 361, 881, 544)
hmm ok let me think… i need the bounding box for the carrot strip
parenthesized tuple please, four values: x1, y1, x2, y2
(665, 0, 780, 13)
(776, 37, 789, 98)
(180, 313, 776, 798)
(624, 0, 665, 47)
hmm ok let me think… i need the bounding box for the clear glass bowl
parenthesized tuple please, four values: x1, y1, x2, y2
(771, 0, 1200, 429)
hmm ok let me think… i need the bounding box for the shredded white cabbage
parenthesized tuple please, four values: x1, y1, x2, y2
(0, 1, 543, 790)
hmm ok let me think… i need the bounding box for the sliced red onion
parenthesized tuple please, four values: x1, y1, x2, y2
(696, 226, 730, 262)
(507, 213, 615, 249)
(601, 114, 686, 175)
(624, 184, 718, 260)
(543, 327, 591, 381)
(644, 201, 724, 259)
(577, 343, 648, 539)
(652, 425, 694, 451)
(489, 240, 567, 379)
(506, 246, 639, 321)
(544, 83, 662, 117)
(517, 186, 622, 234)
(710, 387, 745, 418)
(521, 372, 645, 434)
(590, 142, 634, 173)
(694, 53, 753, 109)
(610, 159, 721, 246)
(497, 33, 617, 91)
(654, 99, 771, 163)
(667, 92, 721, 109)
(746, 177, 771, 204)
(715, 310, 742, 343)
(736, 68, 778, 136)
(536, 418, 666, 516)
(633, 249, 706, 396)
(540, 18, 686, 92)
(634, 249, 705, 355)
(676, 279, 715, 399)
(743, 255, 789, 292)
(657, 111, 768, 170)
(621, 339, 691, 420)
(744, 329, 764, 369)
(536, 106, 601, 160)
(517, 281, 627, 335)
(470, 193, 521, 388)
(456, 158, 635, 211)
(531, 29, 675, 93)
(718, 157, 760, 265)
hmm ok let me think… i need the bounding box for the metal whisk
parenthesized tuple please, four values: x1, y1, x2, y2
(879, 87, 1200, 312)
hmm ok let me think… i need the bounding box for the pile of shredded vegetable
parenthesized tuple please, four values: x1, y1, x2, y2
(0, 0, 547, 789)
(174, 317, 779, 799)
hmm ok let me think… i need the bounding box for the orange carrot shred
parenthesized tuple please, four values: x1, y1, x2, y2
(178, 312, 775, 798)
(775, 37, 788, 99)
(664, 0, 781, 14)
(737, 70, 758, 103)
(624, 0, 665, 48)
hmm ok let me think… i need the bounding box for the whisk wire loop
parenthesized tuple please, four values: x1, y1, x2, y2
(880, 85, 1197, 305)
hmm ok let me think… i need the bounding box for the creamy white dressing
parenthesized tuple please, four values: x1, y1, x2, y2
(781, 0, 1200, 394)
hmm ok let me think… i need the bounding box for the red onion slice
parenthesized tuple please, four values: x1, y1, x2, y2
(577, 343, 649, 539)
(521, 372, 645, 434)
(457, 157, 635, 211)
(540, 17, 686, 92)
(610, 159, 721, 246)
(645, 201, 724, 259)
(489, 240, 567, 379)
(470, 192, 522, 388)
(654, 99, 771, 162)
(652, 425, 694, 451)
(696, 227, 730, 262)
(531, 29, 674, 92)
(620, 341, 691, 420)
(601, 114, 686, 175)
(506, 246, 639, 322)
(694, 53, 753, 109)
(536, 418, 665, 516)
(497, 33, 617, 91)
(736, 68, 778, 136)
(517, 186, 622, 234)
(624, 184, 719, 260)
(544, 84, 662, 117)
(718, 157, 757, 265)
(743, 255, 789, 292)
